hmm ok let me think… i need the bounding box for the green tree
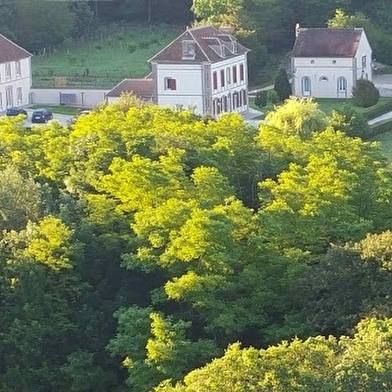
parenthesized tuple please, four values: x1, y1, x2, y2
(259, 127, 392, 251)
(68, 0, 95, 39)
(14, 0, 74, 51)
(156, 318, 392, 392)
(0, 165, 42, 232)
(274, 68, 292, 102)
(352, 79, 380, 108)
(327, 105, 371, 139)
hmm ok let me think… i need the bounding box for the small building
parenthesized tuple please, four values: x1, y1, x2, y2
(106, 78, 154, 104)
(0, 34, 32, 113)
(149, 25, 250, 116)
(291, 26, 372, 98)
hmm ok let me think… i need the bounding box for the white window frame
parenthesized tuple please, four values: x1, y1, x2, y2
(302, 76, 311, 96)
(182, 40, 196, 60)
(362, 55, 366, 68)
(164, 77, 177, 91)
(337, 77, 347, 92)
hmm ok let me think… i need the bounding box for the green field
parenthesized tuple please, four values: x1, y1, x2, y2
(32, 24, 182, 88)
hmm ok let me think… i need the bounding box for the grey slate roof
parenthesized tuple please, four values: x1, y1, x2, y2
(149, 25, 249, 64)
(0, 34, 32, 63)
(292, 28, 364, 58)
(106, 78, 154, 99)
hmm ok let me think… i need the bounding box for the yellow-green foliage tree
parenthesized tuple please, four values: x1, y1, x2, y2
(155, 317, 392, 392)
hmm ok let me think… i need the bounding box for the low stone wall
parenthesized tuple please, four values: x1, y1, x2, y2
(29, 88, 111, 108)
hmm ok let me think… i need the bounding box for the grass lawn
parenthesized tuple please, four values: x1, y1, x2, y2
(372, 130, 392, 160)
(30, 105, 79, 115)
(32, 24, 182, 88)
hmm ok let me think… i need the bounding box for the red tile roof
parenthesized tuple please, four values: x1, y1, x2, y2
(292, 28, 364, 57)
(149, 25, 249, 64)
(0, 34, 32, 63)
(106, 78, 154, 99)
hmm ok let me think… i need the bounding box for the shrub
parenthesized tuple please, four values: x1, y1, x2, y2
(127, 43, 136, 53)
(328, 105, 371, 139)
(361, 99, 392, 121)
(254, 90, 268, 108)
(274, 68, 292, 101)
(139, 40, 150, 49)
(369, 118, 392, 138)
(267, 89, 280, 105)
(67, 54, 78, 65)
(352, 79, 380, 108)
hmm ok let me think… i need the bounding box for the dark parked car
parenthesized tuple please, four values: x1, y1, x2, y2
(6, 107, 27, 117)
(31, 108, 53, 123)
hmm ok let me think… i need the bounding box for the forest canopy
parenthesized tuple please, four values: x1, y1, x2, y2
(1, 95, 392, 390)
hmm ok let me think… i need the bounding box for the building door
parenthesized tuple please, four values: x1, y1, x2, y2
(337, 77, 347, 98)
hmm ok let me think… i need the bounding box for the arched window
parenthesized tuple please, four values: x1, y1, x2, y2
(302, 76, 311, 96)
(337, 77, 347, 92)
(319, 76, 328, 82)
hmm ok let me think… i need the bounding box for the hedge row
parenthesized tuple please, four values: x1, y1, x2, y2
(368, 118, 392, 139)
(362, 100, 392, 121)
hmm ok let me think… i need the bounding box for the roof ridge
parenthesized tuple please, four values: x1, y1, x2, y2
(148, 30, 189, 63)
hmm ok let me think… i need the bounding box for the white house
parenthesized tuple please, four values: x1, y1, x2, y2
(148, 26, 249, 116)
(291, 27, 372, 98)
(0, 34, 32, 113)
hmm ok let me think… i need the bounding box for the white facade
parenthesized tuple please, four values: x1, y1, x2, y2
(210, 54, 248, 116)
(0, 57, 31, 113)
(149, 26, 249, 117)
(153, 54, 248, 117)
(156, 63, 204, 113)
(292, 31, 372, 99)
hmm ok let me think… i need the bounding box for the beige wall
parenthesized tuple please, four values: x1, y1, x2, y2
(29, 88, 110, 108)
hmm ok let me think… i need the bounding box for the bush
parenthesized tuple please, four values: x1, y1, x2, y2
(352, 79, 380, 108)
(274, 68, 292, 101)
(254, 90, 268, 108)
(369, 118, 392, 138)
(267, 89, 280, 105)
(328, 105, 371, 139)
(361, 99, 392, 121)
(127, 43, 136, 53)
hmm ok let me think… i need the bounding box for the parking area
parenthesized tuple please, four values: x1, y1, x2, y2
(24, 109, 73, 127)
(1, 109, 73, 127)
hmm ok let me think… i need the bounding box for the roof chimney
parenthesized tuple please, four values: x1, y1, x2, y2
(295, 23, 300, 37)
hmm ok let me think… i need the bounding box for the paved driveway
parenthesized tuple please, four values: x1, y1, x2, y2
(23, 109, 72, 127)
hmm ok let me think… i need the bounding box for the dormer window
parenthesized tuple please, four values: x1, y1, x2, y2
(182, 40, 196, 60)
